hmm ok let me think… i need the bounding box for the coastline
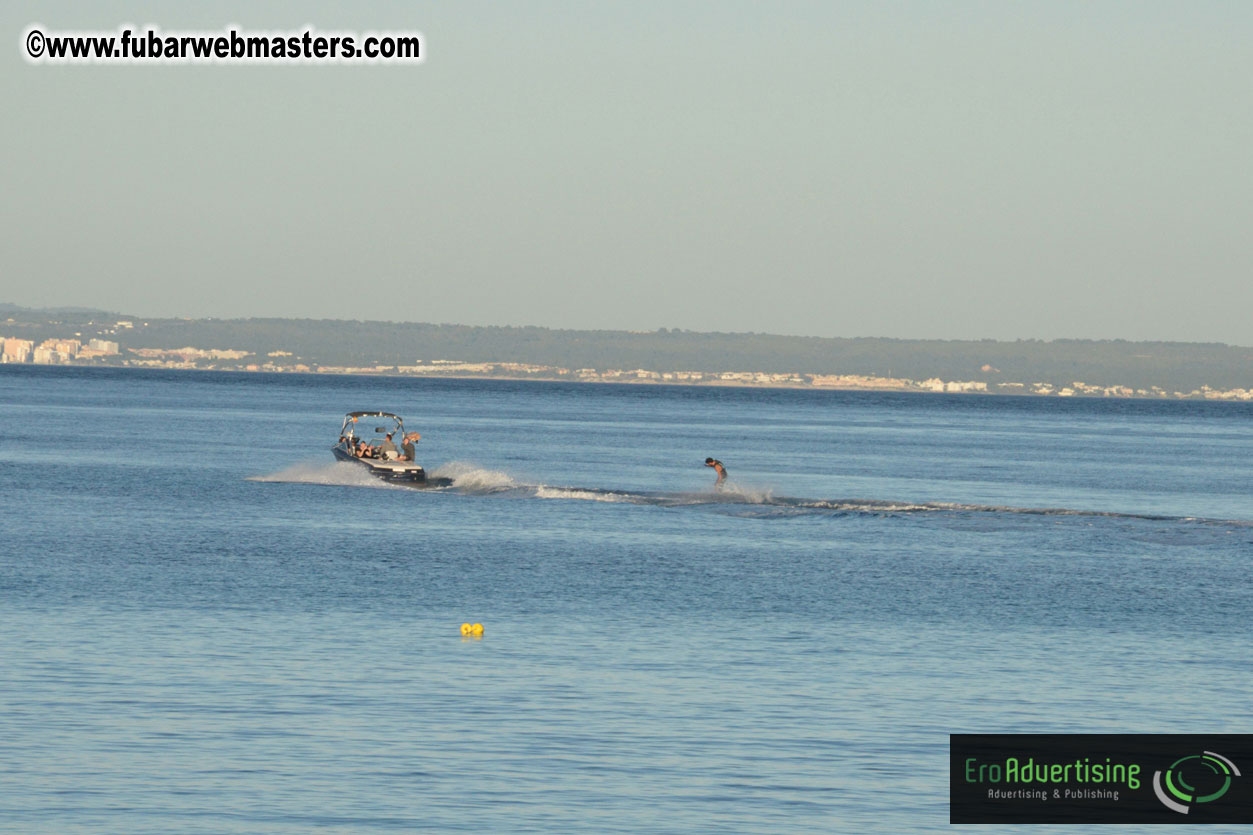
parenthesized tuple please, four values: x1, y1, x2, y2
(5, 361, 1251, 402)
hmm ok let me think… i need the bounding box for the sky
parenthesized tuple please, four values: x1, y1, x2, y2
(2, 1, 1251, 344)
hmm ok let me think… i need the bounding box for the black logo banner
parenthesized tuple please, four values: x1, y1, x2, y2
(951, 734, 1253, 824)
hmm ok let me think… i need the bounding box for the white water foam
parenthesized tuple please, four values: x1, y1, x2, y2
(247, 461, 403, 490)
(533, 486, 628, 503)
(794, 499, 937, 513)
(714, 481, 774, 504)
(428, 461, 517, 493)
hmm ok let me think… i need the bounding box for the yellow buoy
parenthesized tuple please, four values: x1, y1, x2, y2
(460, 622, 473, 635)
(471, 623, 484, 636)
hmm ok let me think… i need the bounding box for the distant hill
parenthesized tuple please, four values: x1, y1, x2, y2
(0, 303, 124, 320)
(2, 305, 1250, 392)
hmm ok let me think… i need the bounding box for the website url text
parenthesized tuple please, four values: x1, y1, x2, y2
(24, 25, 424, 64)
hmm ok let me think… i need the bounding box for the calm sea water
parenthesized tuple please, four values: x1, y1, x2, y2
(1, 366, 1250, 833)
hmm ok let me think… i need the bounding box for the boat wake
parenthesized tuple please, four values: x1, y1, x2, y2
(427, 461, 516, 492)
(247, 461, 407, 490)
(252, 461, 1250, 527)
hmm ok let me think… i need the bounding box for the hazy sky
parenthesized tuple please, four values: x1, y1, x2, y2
(3, 1, 1251, 344)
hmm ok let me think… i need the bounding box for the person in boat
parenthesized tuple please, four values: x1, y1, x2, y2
(379, 432, 399, 460)
(355, 439, 371, 458)
(704, 457, 728, 490)
(401, 432, 420, 461)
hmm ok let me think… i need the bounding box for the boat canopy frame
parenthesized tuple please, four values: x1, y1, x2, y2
(339, 411, 407, 439)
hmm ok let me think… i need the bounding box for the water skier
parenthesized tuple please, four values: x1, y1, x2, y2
(704, 457, 728, 490)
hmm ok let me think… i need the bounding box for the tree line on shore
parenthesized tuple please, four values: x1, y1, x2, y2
(3, 305, 1250, 392)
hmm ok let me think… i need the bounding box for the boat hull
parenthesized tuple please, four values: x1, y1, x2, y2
(332, 444, 427, 484)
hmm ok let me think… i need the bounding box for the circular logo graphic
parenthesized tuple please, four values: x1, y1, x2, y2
(1153, 751, 1241, 814)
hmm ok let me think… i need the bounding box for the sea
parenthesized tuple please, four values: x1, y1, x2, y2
(1, 365, 1249, 833)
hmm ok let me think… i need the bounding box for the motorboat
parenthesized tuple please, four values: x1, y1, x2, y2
(332, 411, 427, 484)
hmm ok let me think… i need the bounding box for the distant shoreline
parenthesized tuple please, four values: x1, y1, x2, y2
(4, 306, 1251, 400)
(6, 361, 1253, 403)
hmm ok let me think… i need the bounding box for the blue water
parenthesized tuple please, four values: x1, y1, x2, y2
(1, 366, 1250, 833)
